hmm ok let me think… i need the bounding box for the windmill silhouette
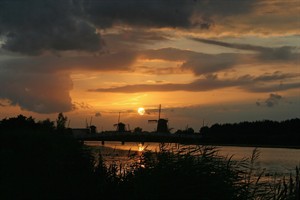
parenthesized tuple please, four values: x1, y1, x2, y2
(148, 104, 169, 133)
(113, 112, 126, 132)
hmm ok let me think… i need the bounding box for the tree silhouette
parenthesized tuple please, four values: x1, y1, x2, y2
(56, 112, 67, 131)
(38, 119, 55, 132)
(133, 127, 143, 133)
(187, 127, 195, 134)
(200, 118, 300, 145)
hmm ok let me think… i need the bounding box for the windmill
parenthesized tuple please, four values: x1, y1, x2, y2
(85, 117, 97, 134)
(148, 104, 169, 133)
(113, 112, 126, 132)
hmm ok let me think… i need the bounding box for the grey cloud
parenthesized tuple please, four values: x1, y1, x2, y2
(95, 112, 101, 117)
(266, 94, 282, 107)
(253, 71, 300, 82)
(103, 29, 170, 51)
(2, 48, 239, 75)
(135, 66, 183, 75)
(142, 48, 241, 75)
(0, 49, 138, 113)
(256, 93, 283, 107)
(245, 82, 300, 93)
(88, 79, 233, 93)
(0, 68, 73, 113)
(89, 72, 300, 93)
(191, 38, 298, 62)
(181, 53, 239, 75)
(191, 38, 269, 52)
(90, 83, 185, 93)
(105, 29, 171, 43)
(0, 51, 138, 72)
(237, 72, 300, 82)
(73, 101, 93, 110)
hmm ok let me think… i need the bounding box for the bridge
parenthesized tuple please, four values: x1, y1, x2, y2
(74, 132, 203, 144)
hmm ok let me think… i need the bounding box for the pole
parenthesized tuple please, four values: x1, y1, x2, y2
(158, 104, 161, 120)
(90, 116, 93, 126)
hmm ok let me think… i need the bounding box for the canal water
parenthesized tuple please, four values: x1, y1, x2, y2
(85, 141, 300, 176)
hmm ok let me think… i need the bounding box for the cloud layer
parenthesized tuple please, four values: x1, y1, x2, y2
(90, 72, 300, 93)
(1, 0, 299, 55)
(0, 0, 254, 55)
(256, 93, 283, 108)
(191, 38, 299, 62)
(0, 0, 102, 55)
(0, 69, 73, 113)
(0, 0, 299, 115)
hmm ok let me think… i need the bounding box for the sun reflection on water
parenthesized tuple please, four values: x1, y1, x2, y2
(138, 143, 145, 152)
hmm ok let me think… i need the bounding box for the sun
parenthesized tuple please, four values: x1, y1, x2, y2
(137, 107, 145, 115)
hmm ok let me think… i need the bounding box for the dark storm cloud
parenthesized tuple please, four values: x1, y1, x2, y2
(85, 0, 192, 27)
(0, 0, 257, 55)
(89, 72, 300, 93)
(191, 38, 298, 61)
(84, 0, 192, 28)
(0, 68, 73, 113)
(0, 0, 102, 55)
(84, 0, 255, 28)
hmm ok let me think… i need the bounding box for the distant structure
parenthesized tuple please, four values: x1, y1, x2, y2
(71, 117, 97, 138)
(90, 125, 97, 134)
(114, 112, 130, 132)
(71, 126, 96, 138)
(148, 104, 169, 133)
(72, 128, 90, 138)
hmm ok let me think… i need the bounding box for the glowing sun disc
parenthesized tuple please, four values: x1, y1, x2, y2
(138, 107, 145, 115)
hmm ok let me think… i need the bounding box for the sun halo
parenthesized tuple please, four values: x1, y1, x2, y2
(137, 107, 145, 115)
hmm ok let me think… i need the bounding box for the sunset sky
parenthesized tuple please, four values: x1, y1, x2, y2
(0, 0, 299, 132)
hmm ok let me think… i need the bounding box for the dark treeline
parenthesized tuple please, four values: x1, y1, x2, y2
(200, 119, 300, 146)
(0, 114, 96, 199)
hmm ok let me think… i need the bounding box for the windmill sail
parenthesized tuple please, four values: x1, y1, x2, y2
(148, 120, 158, 123)
(148, 104, 169, 133)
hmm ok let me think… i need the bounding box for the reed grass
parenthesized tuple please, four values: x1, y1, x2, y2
(93, 144, 299, 200)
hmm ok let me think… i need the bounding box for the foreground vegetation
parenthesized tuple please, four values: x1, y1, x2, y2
(1, 115, 299, 199)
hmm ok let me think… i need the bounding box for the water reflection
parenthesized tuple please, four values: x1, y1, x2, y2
(138, 143, 145, 152)
(85, 141, 300, 176)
